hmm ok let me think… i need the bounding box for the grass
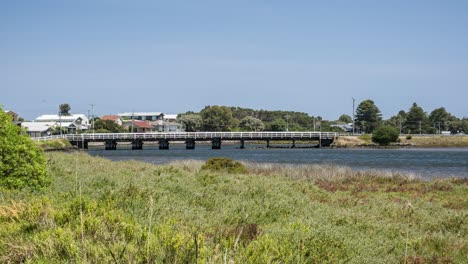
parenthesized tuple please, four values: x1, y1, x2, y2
(34, 139, 74, 151)
(335, 135, 468, 147)
(0, 152, 467, 263)
(400, 135, 468, 147)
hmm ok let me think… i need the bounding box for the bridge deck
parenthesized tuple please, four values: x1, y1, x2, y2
(33, 132, 337, 142)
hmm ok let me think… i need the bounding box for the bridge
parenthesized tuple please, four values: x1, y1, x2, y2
(33, 132, 338, 150)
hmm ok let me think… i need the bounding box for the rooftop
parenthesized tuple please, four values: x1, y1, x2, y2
(101, 115, 121, 121)
(118, 112, 163, 117)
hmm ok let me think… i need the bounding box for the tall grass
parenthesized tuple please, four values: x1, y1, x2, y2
(0, 152, 466, 263)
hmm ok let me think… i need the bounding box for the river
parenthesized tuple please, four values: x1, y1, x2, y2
(88, 144, 468, 178)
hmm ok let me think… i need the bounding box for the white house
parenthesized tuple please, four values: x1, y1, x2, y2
(35, 114, 90, 133)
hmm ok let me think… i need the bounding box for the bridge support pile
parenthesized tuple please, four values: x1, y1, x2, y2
(185, 139, 195, 149)
(105, 140, 117, 150)
(159, 139, 169, 150)
(211, 139, 222, 149)
(132, 140, 143, 150)
(71, 140, 88, 149)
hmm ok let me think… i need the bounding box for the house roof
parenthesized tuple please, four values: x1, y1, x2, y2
(22, 122, 56, 132)
(101, 115, 121, 121)
(36, 114, 88, 122)
(118, 112, 163, 117)
(131, 120, 153, 129)
(164, 114, 178, 120)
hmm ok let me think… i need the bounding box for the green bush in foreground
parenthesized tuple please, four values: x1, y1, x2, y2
(201, 157, 247, 173)
(372, 125, 399, 146)
(0, 106, 49, 189)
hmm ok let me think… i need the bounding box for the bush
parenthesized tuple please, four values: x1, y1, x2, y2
(200, 157, 247, 174)
(406, 135, 412, 140)
(372, 125, 399, 146)
(0, 107, 49, 189)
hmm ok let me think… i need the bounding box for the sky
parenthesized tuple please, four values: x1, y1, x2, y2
(2, 0, 468, 120)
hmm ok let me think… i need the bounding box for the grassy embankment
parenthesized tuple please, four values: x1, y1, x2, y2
(34, 139, 74, 151)
(0, 153, 466, 263)
(334, 135, 468, 148)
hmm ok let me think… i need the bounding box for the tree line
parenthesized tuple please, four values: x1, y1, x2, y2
(178, 102, 467, 134)
(354, 100, 467, 134)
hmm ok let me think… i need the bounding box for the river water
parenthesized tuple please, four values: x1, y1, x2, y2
(88, 144, 468, 178)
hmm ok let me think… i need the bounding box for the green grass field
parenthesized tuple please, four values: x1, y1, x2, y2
(0, 152, 466, 263)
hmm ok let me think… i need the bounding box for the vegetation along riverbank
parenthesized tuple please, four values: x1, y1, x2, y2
(0, 152, 466, 263)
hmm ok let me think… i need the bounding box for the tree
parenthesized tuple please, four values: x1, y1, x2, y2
(338, 114, 352, 123)
(270, 118, 287, 131)
(240, 116, 264, 131)
(404, 103, 431, 134)
(59, 103, 71, 116)
(93, 119, 124, 133)
(178, 114, 203, 132)
(355, 99, 382, 133)
(200, 106, 237, 131)
(429, 107, 451, 132)
(384, 110, 406, 133)
(372, 125, 399, 146)
(0, 106, 49, 189)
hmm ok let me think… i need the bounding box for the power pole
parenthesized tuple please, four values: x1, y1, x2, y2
(352, 97, 355, 135)
(419, 120, 422, 134)
(90, 104, 95, 133)
(131, 109, 134, 133)
(59, 106, 62, 135)
(313, 117, 316, 132)
(285, 115, 290, 132)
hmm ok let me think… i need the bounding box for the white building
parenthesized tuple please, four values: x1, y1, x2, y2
(35, 114, 90, 133)
(118, 112, 164, 122)
(163, 114, 178, 122)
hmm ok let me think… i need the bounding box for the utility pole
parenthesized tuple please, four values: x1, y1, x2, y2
(285, 115, 290, 132)
(90, 104, 95, 133)
(58, 106, 62, 135)
(352, 97, 355, 135)
(313, 117, 316, 132)
(419, 120, 422, 135)
(131, 109, 134, 133)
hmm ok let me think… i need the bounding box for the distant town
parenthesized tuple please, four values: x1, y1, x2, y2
(3, 100, 468, 138)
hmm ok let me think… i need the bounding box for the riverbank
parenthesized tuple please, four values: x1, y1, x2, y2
(0, 152, 466, 263)
(334, 135, 468, 148)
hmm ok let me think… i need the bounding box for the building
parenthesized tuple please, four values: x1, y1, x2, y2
(4, 110, 19, 122)
(118, 112, 164, 122)
(154, 121, 184, 132)
(100, 115, 123, 126)
(35, 114, 90, 133)
(330, 123, 353, 132)
(122, 120, 154, 133)
(163, 114, 178, 122)
(21, 122, 55, 137)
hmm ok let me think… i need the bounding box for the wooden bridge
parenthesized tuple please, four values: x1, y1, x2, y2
(33, 132, 338, 150)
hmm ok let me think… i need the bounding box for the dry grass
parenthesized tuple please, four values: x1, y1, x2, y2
(400, 136, 468, 147)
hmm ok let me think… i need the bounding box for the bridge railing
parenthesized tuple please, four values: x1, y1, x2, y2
(31, 132, 338, 141)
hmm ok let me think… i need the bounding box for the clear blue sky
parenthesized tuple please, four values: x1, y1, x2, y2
(2, 0, 467, 120)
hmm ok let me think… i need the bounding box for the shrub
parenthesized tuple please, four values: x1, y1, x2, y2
(372, 125, 399, 146)
(0, 107, 49, 189)
(406, 135, 412, 140)
(200, 157, 247, 174)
